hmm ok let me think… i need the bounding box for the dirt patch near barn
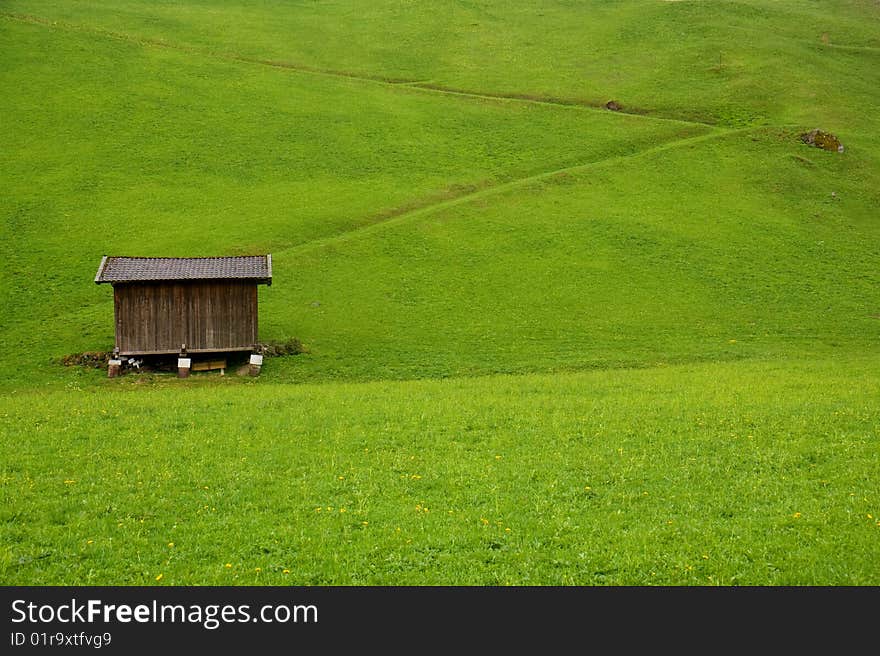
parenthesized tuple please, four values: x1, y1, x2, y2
(59, 351, 113, 369)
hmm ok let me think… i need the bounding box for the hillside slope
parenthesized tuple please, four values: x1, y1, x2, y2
(1, 1, 878, 387)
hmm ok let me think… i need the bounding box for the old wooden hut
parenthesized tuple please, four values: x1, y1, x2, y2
(95, 255, 272, 361)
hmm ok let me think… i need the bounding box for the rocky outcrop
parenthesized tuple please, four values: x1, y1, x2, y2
(800, 129, 844, 153)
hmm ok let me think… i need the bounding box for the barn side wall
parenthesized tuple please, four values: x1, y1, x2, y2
(114, 281, 259, 355)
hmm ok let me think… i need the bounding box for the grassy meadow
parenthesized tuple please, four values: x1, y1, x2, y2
(1, 1, 878, 586)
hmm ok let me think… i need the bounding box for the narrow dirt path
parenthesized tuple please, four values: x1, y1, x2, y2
(2, 11, 785, 262)
(2, 11, 716, 128)
(273, 126, 772, 259)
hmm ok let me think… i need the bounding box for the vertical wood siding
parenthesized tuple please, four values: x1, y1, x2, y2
(115, 281, 258, 354)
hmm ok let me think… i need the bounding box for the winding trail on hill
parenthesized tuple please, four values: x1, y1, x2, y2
(1, 12, 792, 265)
(3, 11, 714, 127)
(274, 125, 776, 259)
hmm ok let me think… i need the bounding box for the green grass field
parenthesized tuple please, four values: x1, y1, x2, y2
(1, 1, 878, 586)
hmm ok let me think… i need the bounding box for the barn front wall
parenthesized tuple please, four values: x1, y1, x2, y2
(114, 280, 258, 355)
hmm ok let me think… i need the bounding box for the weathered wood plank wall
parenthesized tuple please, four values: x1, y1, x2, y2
(114, 281, 258, 355)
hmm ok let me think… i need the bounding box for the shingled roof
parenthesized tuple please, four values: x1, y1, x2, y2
(95, 255, 272, 285)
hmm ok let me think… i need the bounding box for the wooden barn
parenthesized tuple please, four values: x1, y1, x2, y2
(95, 255, 272, 374)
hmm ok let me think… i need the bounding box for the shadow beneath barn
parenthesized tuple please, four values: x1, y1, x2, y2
(113, 351, 252, 377)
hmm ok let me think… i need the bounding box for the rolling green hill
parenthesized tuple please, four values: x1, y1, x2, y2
(1, 1, 878, 585)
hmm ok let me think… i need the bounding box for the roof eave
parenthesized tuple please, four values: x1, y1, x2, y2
(94, 255, 109, 284)
(97, 276, 273, 285)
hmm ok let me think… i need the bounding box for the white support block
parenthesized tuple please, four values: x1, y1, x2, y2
(178, 358, 191, 368)
(249, 354, 263, 366)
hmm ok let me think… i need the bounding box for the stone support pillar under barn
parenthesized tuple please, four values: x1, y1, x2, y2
(107, 358, 122, 378)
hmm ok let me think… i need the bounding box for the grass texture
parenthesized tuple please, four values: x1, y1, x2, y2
(0, 1, 878, 585)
